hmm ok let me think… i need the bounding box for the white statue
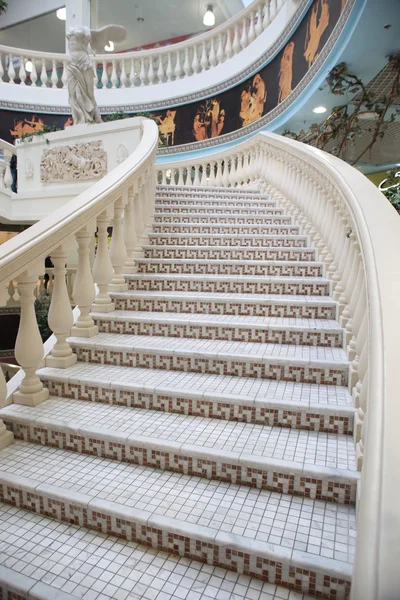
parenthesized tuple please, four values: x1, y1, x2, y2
(66, 25, 127, 125)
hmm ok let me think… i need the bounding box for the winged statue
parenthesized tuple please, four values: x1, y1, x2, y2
(66, 25, 127, 125)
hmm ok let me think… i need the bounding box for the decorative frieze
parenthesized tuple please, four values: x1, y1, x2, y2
(40, 141, 106, 183)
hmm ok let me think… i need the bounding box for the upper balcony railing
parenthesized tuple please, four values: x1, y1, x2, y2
(0, 0, 286, 89)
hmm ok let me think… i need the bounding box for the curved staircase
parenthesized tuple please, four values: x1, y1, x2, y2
(0, 185, 356, 599)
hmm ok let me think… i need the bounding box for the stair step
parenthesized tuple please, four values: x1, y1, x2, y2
(152, 223, 300, 234)
(143, 246, 316, 261)
(155, 197, 277, 207)
(68, 333, 350, 386)
(111, 291, 337, 319)
(156, 185, 263, 196)
(149, 232, 305, 245)
(92, 311, 343, 347)
(0, 503, 314, 600)
(38, 362, 354, 434)
(1, 398, 357, 504)
(155, 206, 284, 215)
(0, 442, 354, 599)
(154, 214, 292, 224)
(127, 274, 330, 296)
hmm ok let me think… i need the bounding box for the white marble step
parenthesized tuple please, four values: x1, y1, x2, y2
(68, 333, 350, 386)
(154, 212, 290, 220)
(143, 245, 316, 261)
(111, 290, 338, 319)
(156, 185, 263, 196)
(0, 503, 313, 600)
(1, 397, 358, 504)
(152, 222, 300, 232)
(126, 273, 331, 296)
(155, 197, 277, 206)
(37, 362, 354, 433)
(92, 311, 343, 347)
(0, 441, 354, 598)
(155, 206, 284, 215)
(149, 232, 305, 245)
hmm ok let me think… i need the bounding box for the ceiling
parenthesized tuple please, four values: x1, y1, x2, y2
(0, 0, 247, 54)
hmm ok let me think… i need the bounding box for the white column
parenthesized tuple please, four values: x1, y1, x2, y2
(46, 244, 77, 368)
(0, 369, 13, 447)
(66, 0, 90, 50)
(13, 267, 49, 407)
(92, 208, 115, 312)
(109, 196, 129, 292)
(71, 223, 99, 337)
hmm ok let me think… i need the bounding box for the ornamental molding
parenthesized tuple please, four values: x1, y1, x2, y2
(24, 158, 34, 179)
(116, 144, 129, 165)
(40, 141, 107, 183)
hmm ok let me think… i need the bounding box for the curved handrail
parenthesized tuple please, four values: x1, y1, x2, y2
(0, 0, 287, 89)
(156, 130, 400, 599)
(0, 118, 158, 286)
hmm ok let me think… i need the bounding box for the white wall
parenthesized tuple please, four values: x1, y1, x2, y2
(0, 0, 64, 29)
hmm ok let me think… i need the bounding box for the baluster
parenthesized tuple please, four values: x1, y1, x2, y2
(263, 0, 271, 28)
(30, 58, 38, 86)
(3, 152, 12, 189)
(111, 60, 118, 88)
(164, 53, 172, 81)
(40, 58, 48, 87)
(222, 158, 230, 187)
(120, 59, 127, 87)
(123, 186, 138, 274)
(0, 367, 14, 445)
(138, 58, 146, 86)
(200, 42, 208, 71)
(193, 165, 201, 187)
(174, 51, 183, 79)
(0, 53, 3, 82)
(109, 196, 129, 291)
(216, 34, 224, 64)
(61, 60, 68, 88)
(92, 208, 115, 311)
(71, 224, 98, 337)
(255, 3, 263, 36)
(192, 46, 200, 74)
(183, 48, 190, 77)
(215, 160, 223, 187)
(46, 245, 77, 368)
(157, 55, 166, 82)
(232, 26, 241, 55)
(129, 58, 135, 86)
(209, 38, 217, 67)
(19, 56, 26, 85)
(51, 59, 58, 88)
(101, 61, 108, 88)
(148, 57, 155, 84)
(240, 18, 249, 49)
(13, 267, 49, 406)
(161, 169, 167, 186)
(209, 161, 217, 186)
(248, 12, 256, 43)
(8, 54, 15, 83)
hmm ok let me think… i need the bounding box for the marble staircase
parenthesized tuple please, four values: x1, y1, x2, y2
(0, 186, 356, 600)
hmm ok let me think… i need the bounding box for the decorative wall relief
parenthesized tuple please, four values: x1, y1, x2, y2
(24, 158, 34, 179)
(40, 141, 106, 183)
(116, 144, 129, 164)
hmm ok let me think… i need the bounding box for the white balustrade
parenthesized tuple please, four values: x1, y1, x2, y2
(0, 0, 288, 90)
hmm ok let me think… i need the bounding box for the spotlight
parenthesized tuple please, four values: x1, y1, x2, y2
(56, 7, 66, 20)
(25, 60, 33, 73)
(313, 106, 327, 114)
(203, 5, 215, 27)
(104, 41, 115, 52)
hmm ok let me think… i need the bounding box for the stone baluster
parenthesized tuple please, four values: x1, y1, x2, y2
(111, 60, 118, 88)
(240, 18, 249, 49)
(263, 0, 271, 28)
(19, 56, 26, 85)
(7, 54, 15, 83)
(46, 244, 77, 368)
(101, 61, 108, 88)
(215, 160, 223, 187)
(255, 4, 263, 36)
(129, 59, 135, 86)
(71, 224, 98, 337)
(138, 58, 146, 86)
(0, 54, 3, 82)
(166, 53, 173, 81)
(209, 161, 217, 186)
(108, 195, 129, 291)
(29, 58, 38, 86)
(13, 267, 49, 406)
(61, 60, 68, 88)
(174, 51, 183, 79)
(248, 12, 256, 43)
(51, 59, 58, 88)
(0, 368, 13, 446)
(232, 25, 240, 55)
(271, 0, 278, 18)
(216, 34, 225, 63)
(200, 42, 208, 71)
(144, 57, 153, 85)
(92, 208, 115, 312)
(209, 39, 217, 67)
(192, 46, 200, 74)
(120, 59, 128, 87)
(3, 152, 13, 189)
(183, 48, 190, 77)
(193, 165, 201, 186)
(222, 158, 230, 187)
(40, 58, 48, 87)
(160, 169, 167, 186)
(157, 56, 166, 82)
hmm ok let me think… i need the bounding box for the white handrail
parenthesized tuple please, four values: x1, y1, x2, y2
(156, 131, 400, 599)
(0, 0, 287, 89)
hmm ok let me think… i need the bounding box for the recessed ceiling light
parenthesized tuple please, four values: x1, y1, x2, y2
(56, 7, 66, 20)
(25, 60, 33, 73)
(104, 41, 115, 52)
(313, 106, 327, 114)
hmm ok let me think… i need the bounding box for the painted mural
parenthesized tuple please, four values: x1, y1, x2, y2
(0, 0, 346, 148)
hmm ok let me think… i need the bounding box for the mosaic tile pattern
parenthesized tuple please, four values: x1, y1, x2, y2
(144, 247, 315, 261)
(154, 216, 292, 224)
(154, 207, 284, 215)
(136, 260, 323, 277)
(149, 233, 305, 245)
(151, 225, 301, 235)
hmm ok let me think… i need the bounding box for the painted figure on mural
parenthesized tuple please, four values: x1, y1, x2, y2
(240, 73, 267, 127)
(156, 110, 177, 145)
(10, 115, 45, 138)
(66, 25, 126, 125)
(278, 41, 295, 103)
(193, 99, 225, 142)
(304, 0, 330, 68)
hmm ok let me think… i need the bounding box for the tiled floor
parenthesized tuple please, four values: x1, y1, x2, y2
(1, 398, 356, 470)
(0, 442, 356, 562)
(0, 503, 314, 600)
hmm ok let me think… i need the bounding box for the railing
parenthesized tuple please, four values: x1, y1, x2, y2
(0, 117, 158, 411)
(157, 131, 400, 599)
(0, 139, 15, 190)
(5, 268, 76, 308)
(0, 0, 286, 89)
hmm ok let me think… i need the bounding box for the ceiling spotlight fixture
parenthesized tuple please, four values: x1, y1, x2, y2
(56, 7, 66, 20)
(313, 106, 327, 114)
(25, 60, 33, 73)
(104, 41, 115, 52)
(203, 5, 215, 27)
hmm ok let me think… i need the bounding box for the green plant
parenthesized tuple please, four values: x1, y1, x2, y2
(0, 1, 8, 15)
(379, 169, 400, 214)
(34, 294, 52, 342)
(20, 122, 61, 142)
(102, 111, 129, 122)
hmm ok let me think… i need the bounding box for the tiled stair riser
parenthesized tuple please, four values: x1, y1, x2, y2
(155, 216, 291, 224)
(71, 347, 348, 386)
(154, 208, 284, 215)
(155, 200, 277, 207)
(95, 319, 342, 347)
(152, 226, 300, 235)
(128, 279, 329, 295)
(3, 420, 356, 505)
(0, 481, 351, 600)
(144, 248, 316, 261)
(150, 234, 304, 245)
(136, 262, 323, 277)
(113, 297, 337, 319)
(39, 378, 353, 435)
